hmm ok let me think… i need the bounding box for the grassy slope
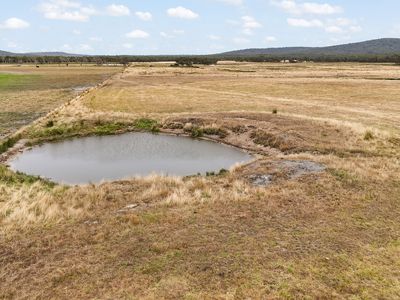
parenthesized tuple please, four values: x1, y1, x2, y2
(1, 62, 400, 299)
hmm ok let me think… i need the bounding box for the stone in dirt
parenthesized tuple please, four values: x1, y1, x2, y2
(117, 204, 140, 214)
(248, 174, 273, 186)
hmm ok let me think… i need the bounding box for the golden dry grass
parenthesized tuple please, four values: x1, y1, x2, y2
(1, 62, 400, 299)
(83, 62, 400, 134)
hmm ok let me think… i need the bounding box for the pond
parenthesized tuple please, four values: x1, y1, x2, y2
(9, 132, 253, 185)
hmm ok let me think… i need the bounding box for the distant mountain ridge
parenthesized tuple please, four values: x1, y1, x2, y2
(1, 38, 400, 58)
(0, 51, 83, 57)
(220, 38, 400, 57)
(0, 50, 13, 56)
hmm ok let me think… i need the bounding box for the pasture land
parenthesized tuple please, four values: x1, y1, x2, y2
(1, 62, 399, 299)
(0, 64, 122, 138)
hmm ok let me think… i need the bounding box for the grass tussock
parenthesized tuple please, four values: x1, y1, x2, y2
(251, 130, 295, 151)
(0, 171, 259, 233)
(134, 118, 160, 132)
(364, 130, 374, 141)
(0, 136, 19, 154)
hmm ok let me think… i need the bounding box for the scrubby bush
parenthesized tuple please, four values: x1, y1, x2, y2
(0, 137, 19, 154)
(134, 118, 159, 131)
(94, 123, 125, 135)
(190, 127, 204, 138)
(203, 127, 228, 138)
(364, 130, 374, 141)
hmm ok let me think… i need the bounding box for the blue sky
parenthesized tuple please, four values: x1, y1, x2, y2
(1, 0, 399, 54)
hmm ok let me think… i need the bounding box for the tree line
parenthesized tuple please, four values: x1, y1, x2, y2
(0, 54, 399, 65)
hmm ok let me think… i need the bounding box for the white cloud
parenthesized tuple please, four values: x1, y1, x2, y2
(242, 16, 262, 29)
(287, 18, 323, 27)
(160, 30, 184, 38)
(106, 4, 130, 16)
(265, 36, 277, 42)
(160, 32, 171, 38)
(167, 7, 199, 19)
(325, 26, 343, 33)
(39, 0, 97, 22)
(217, 0, 243, 5)
(287, 17, 362, 34)
(241, 16, 262, 35)
(135, 11, 152, 21)
(302, 2, 342, 15)
(271, 0, 342, 15)
(326, 18, 362, 34)
(0, 18, 30, 29)
(126, 29, 149, 39)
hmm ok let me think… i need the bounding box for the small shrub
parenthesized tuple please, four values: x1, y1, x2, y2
(231, 125, 248, 134)
(151, 124, 160, 133)
(329, 168, 359, 187)
(165, 122, 184, 130)
(94, 119, 103, 126)
(203, 127, 228, 138)
(94, 123, 124, 135)
(0, 136, 19, 154)
(0, 165, 55, 187)
(364, 130, 374, 141)
(134, 118, 159, 131)
(190, 127, 203, 138)
(218, 168, 229, 175)
(250, 130, 294, 151)
(45, 120, 54, 128)
(272, 108, 278, 114)
(45, 126, 69, 136)
(206, 171, 215, 176)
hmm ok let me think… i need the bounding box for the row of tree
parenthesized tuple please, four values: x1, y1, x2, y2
(0, 54, 399, 65)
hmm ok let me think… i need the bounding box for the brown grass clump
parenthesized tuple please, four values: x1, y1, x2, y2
(250, 130, 296, 152)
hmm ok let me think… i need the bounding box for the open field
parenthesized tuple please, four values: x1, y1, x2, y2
(1, 62, 400, 299)
(0, 64, 122, 138)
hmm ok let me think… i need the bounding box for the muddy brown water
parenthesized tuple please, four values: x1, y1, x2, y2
(9, 132, 253, 185)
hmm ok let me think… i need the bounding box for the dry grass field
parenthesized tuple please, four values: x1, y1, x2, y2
(1, 62, 400, 299)
(0, 64, 122, 138)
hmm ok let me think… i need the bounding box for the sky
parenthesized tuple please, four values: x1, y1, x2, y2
(1, 0, 400, 55)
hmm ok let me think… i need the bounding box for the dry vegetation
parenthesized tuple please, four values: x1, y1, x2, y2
(1, 62, 400, 299)
(0, 64, 122, 138)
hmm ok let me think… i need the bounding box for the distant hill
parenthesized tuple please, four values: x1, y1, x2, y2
(220, 38, 400, 57)
(0, 50, 14, 56)
(0, 51, 83, 57)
